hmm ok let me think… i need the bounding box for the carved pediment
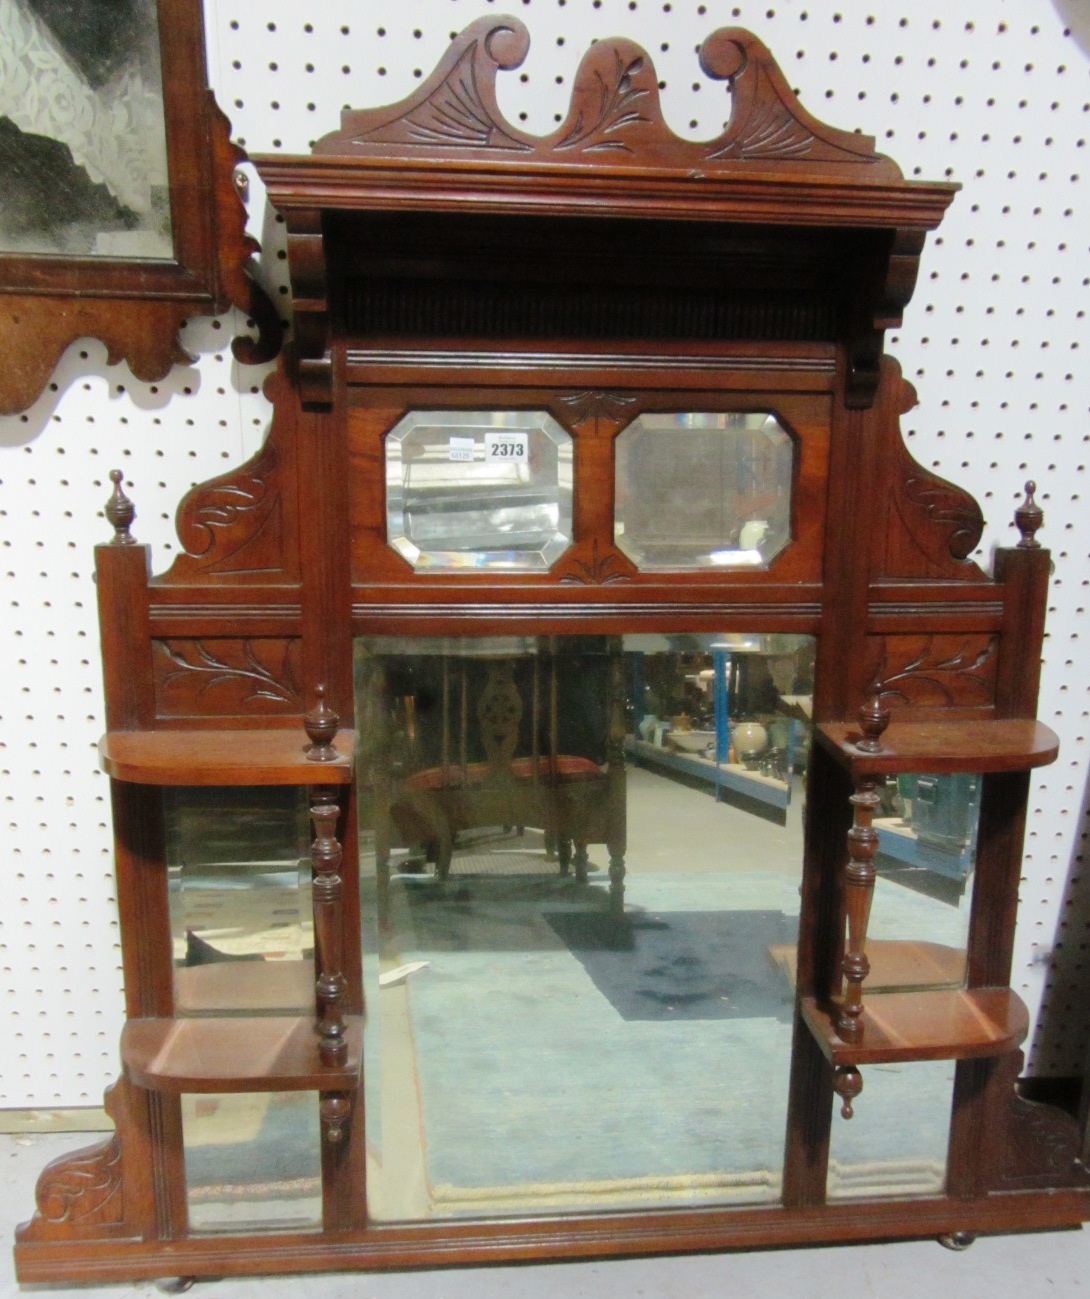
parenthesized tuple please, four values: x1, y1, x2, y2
(319, 17, 899, 180)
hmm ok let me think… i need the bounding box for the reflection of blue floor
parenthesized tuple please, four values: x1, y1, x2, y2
(363, 859, 965, 1211)
(546, 909, 797, 1022)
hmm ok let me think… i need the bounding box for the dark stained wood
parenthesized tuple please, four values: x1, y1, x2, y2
(96, 541, 156, 733)
(261, 21, 955, 409)
(151, 637, 305, 719)
(17, 1186, 1090, 1284)
(120, 1015, 363, 1093)
(801, 988, 1030, 1066)
(815, 718, 1059, 777)
(308, 788, 350, 1066)
(99, 728, 356, 786)
(0, 1, 279, 416)
(835, 781, 881, 1042)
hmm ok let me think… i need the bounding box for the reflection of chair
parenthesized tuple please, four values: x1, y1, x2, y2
(373, 641, 627, 917)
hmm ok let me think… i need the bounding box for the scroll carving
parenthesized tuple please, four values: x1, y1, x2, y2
(346, 30, 531, 153)
(865, 635, 998, 710)
(153, 638, 303, 717)
(699, 30, 878, 167)
(996, 1054, 1088, 1190)
(881, 372, 987, 577)
(16, 1080, 145, 1245)
(318, 19, 898, 180)
(173, 437, 284, 577)
(32, 1134, 123, 1229)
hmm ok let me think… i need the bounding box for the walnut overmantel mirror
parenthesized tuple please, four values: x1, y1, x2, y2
(13, 17, 1090, 1285)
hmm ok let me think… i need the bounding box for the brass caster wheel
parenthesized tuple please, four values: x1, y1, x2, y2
(938, 1231, 977, 1252)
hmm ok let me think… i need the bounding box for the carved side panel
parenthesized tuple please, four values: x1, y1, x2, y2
(30, 1135, 124, 1235)
(879, 367, 987, 580)
(864, 634, 999, 712)
(994, 1054, 1089, 1190)
(173, 439, 283, 574)
(15, 1079, 153, 1245)
(153, 638, 303, 717)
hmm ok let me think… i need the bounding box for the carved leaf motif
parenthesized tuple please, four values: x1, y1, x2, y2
(558, 390, 638, 423)
(868, 636, 997, 707)
(354, 43, 530, 152)
(555, 53, 650, 154)
(173, 438, 285, 576)
(35, 1134, 123, 1226)
(156, 639, 302, 712)
(710, 87, 813, 161)
(902, 472, 985, 561)
(560, 540, 632, 586)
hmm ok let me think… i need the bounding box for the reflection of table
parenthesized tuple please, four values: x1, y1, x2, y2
(625, 736, 789, 823)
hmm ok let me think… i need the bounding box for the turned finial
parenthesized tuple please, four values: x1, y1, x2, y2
(855, 694, 890, 754)
(320, 1095, 351, 1144)
(833, 1065, 863, 1120)
(104, 470, 136, 545)
(304, 684, 340, 762)
(1015, 481, 1043, 549)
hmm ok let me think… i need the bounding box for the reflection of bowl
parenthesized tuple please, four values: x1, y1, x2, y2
(668, 729, 716, 754)
(731, 720, 768, 755)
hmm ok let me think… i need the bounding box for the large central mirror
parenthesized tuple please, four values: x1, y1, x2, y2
(159, 632, 980, 1230)
(350, 632, 974, 1222)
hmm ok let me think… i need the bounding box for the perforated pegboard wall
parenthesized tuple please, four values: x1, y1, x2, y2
(1, 0, 1087, 1108)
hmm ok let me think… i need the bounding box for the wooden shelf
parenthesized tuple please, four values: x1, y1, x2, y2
(800, 988, 1029, 1066)
(121, 1014, 363, 1093)
(815, 719, 1058, 779)
(100, 728, 356, 786)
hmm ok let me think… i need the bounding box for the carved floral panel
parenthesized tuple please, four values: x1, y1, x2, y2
(153, 638, 303, 718)
(865, 634, 999, 711)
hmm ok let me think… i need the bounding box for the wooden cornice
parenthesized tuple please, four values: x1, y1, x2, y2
(254, 19, 957, 407)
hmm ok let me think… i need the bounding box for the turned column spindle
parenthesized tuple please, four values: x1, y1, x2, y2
(836, 698, 890, 1046)
(310, 786, 348, 1067)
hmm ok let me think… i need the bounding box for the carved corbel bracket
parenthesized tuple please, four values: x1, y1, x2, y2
(15, 1079, 152, 1245)
(870, 360, 986, 580)
(283, 207, 333, 408)
(845, 229, 928, 410)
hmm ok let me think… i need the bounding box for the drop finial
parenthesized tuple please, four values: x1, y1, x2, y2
(1015, 481, 1043, 549)
(104, 470, 136, 545)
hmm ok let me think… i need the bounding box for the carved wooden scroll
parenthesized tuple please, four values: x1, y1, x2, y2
(255, 19, 954, 406)
(161, 371, 298, 584)
(878, 367, 987, 579)
(322, 19, 896, 176)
